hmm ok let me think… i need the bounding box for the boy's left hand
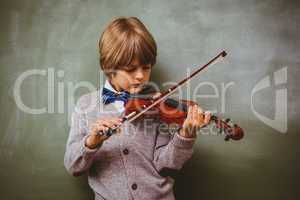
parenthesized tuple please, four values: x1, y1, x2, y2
(179, 104, 211, 138)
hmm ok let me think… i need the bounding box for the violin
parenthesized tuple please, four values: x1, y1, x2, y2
(125, 87, 244, 141)
(99, 51, 244, 141)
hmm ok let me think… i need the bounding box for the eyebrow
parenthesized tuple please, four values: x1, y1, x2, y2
(126, 64, 151, 68)
(129, 64, 140, 67)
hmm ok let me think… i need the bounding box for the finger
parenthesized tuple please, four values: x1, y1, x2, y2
(99, 117, 121, 124)
(193, 105, 199, 129)
(91, 124, 108, 136)
(97, 124, 117, 140)
(184, 105, 196, 132)
(115, 127, 122, 135)
(186, 106, 192, 121)
(98, 120, 114, 128)
(197, 105, 203, 119)
(192, 105, 197, 120)
(100, 119, 121, 129)
(114, 117, 123, 123)
(97, 124, 109, 133)
(182, 107, 190, 132)
(192, 105, 198, 123)
(194, 106, 203, 131)
(188, 106, 195, 128)
(195, 106, 202, 128)
(204, 111, 211, 125)
(97, 117, 122, 124)
(190, 105, 198, 133)
(104, 119, 123, 134)
(107, 118, 123, 127)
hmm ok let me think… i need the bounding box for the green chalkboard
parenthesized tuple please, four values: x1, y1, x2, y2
(0, 0, 299, 199)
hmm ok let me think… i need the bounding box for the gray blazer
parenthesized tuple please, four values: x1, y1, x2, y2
(64, 90, 196, 200)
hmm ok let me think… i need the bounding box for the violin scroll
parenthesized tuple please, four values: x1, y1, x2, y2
(212, 116, 244, 141)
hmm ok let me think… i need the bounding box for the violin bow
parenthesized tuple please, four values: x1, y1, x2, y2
(99, 51, 228, 137)
(125, 51, 227, 123)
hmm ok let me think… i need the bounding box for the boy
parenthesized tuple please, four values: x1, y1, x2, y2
(64, 17, 211, 200)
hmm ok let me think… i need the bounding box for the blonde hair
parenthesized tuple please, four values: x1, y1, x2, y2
(99, 17, 157, 77)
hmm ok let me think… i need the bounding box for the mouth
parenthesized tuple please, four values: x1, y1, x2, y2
(131, 83, 144, 88)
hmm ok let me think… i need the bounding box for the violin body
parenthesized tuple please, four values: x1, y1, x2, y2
(158, 99, 196, 125)
(125, 85, 195, 123)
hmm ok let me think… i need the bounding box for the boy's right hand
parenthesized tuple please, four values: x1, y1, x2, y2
(85, 117, 123, 149)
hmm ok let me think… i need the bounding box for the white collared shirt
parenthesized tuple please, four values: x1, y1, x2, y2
(103, 80, 126, 113)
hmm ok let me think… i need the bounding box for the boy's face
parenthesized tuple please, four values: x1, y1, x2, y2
(110, 58, 152, 94)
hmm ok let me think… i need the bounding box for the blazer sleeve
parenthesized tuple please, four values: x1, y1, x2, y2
(152, 123, 197, 173)
(64, 97, 100, 176)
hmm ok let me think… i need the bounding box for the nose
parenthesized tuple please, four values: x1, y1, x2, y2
(135, 68, 144, 81)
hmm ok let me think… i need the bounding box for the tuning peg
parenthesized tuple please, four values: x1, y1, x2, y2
(224, 135, 230, 141)
(219, 127, 223, 133)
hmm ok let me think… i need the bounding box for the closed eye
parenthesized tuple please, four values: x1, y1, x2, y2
(122, 65, 151, 72)
(122, 66, 137, 72)
(142, 65, 151, 70)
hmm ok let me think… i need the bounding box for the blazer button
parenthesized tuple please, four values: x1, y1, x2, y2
(131, 183, 137, 190)
(123, 148, 129, 155)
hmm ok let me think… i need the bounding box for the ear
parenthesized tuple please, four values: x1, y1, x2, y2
(110, 71, 116, 79)
(104, 70, 115, 79)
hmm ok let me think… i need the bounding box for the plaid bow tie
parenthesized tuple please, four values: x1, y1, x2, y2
(102, 87, 130, 105)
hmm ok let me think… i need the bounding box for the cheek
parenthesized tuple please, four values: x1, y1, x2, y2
(145, 71, 151, 80)
(117, 73, 131, 86)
